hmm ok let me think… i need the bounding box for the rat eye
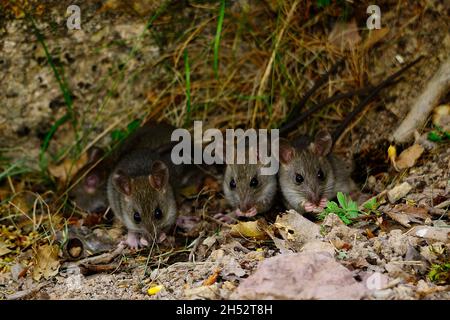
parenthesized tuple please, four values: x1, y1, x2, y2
(154, 207, 163, 220)
(317, 169, 325, 181)
(229, 179, 236, 189)
(133, 212, 141, 223)
(249, 177, 259, 188)
(295, 173, 304, 184)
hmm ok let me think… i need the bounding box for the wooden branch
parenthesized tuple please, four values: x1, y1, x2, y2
(392, 55, 450, 144)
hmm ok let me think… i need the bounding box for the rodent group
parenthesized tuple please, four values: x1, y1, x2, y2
(69, 121, 355, 249)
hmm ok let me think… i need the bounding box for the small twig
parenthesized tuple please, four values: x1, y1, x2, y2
(435, 200, 450, 210)
(6, 282, 48, 300)
(75, 242, 126, 266)
(393, 55, 450, 144)
(188, 230, 205, 263)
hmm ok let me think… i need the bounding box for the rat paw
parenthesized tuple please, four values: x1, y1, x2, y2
(176, 215, 201, 232)
(304, 199, 327, 213)
(214, 212, 237, 224)
(121, 232, 142, 250)
(157, 232, 167, 244)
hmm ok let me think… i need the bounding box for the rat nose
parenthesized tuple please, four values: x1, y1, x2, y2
(308, 192, 321, 206)
(240, 201, 254, 212)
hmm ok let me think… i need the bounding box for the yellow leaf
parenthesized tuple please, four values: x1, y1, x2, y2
(32, 244, 60, 281)
(363, 28, 390, 50)
(388, 145, 397, 162)
(0, 241, 12, 257)
(147, 285, 163, 295)
(230, 220, 268, 240)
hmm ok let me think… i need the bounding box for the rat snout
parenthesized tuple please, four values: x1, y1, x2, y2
(235, 198, 258, 217)
(239, 199, 254, 213)
(307, 192, 321, 207)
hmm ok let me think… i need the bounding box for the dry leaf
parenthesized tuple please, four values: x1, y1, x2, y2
(0, 241, 12, 256)
(386, 204, 431, 227)
(395, 144, 424, 170)
(230, 220, 268, 240)
(328, 19, 361, 50)
(203, 269, 221, 286)
(387, 182, 413, 203)
(432, 104, 450, 131)
(363, 28, 389, 50)
(32, 244, 60, 281)
(48, 152, 88, 184)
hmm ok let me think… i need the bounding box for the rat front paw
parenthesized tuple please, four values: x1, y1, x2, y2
(214, 212, 237, 224)
(121, 231, 142, 250)
(176, 215, 201, 232)
(304, 198, 328, 213)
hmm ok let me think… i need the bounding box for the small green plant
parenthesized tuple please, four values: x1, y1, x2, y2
(428, 263, 450, 285)
(428, 125, 450, 142)
(362, 197, 381, 216)
(318, 192, 361, 225)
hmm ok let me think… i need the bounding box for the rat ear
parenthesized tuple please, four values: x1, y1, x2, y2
(312, 130, 332, 156)
(112, 170, 132, 196)
(278, 138, 295, 164)
(87, 147, 105, 164)
(149, 161, 169, 191)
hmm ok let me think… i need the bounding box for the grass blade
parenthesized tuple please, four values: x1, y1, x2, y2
(184, 49, 191, 126)
(213, 0, 225, 79)
(28, 15, 79, 170)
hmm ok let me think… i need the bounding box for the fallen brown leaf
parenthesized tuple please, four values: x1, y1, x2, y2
(48, 152, 88, 185)
(363, 28, 389, 50)
(386, 204, 430, 228)
(32, 244, 60, 281)
(432, 104, 450, 131)
(394, 144, 424, 171)
(0, 241, 12, 256)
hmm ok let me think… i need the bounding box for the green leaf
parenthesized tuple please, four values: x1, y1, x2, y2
(340, 215, 351, 225)
(337, 192, 347, 209)
(127, 119, 141, 133)
(111, 129, 126, 142)
(317, 0, 331, 8)
(428, 131, 442, 142)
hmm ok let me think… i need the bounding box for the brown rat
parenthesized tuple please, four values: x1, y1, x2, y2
(69, 121, 175, 214)
(69, 146, 112, 215)
(222, 141, 278, 218)
(107, 148, 178, 249)
(223, 162, 277, 218)
(278, 130, 354, 215)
